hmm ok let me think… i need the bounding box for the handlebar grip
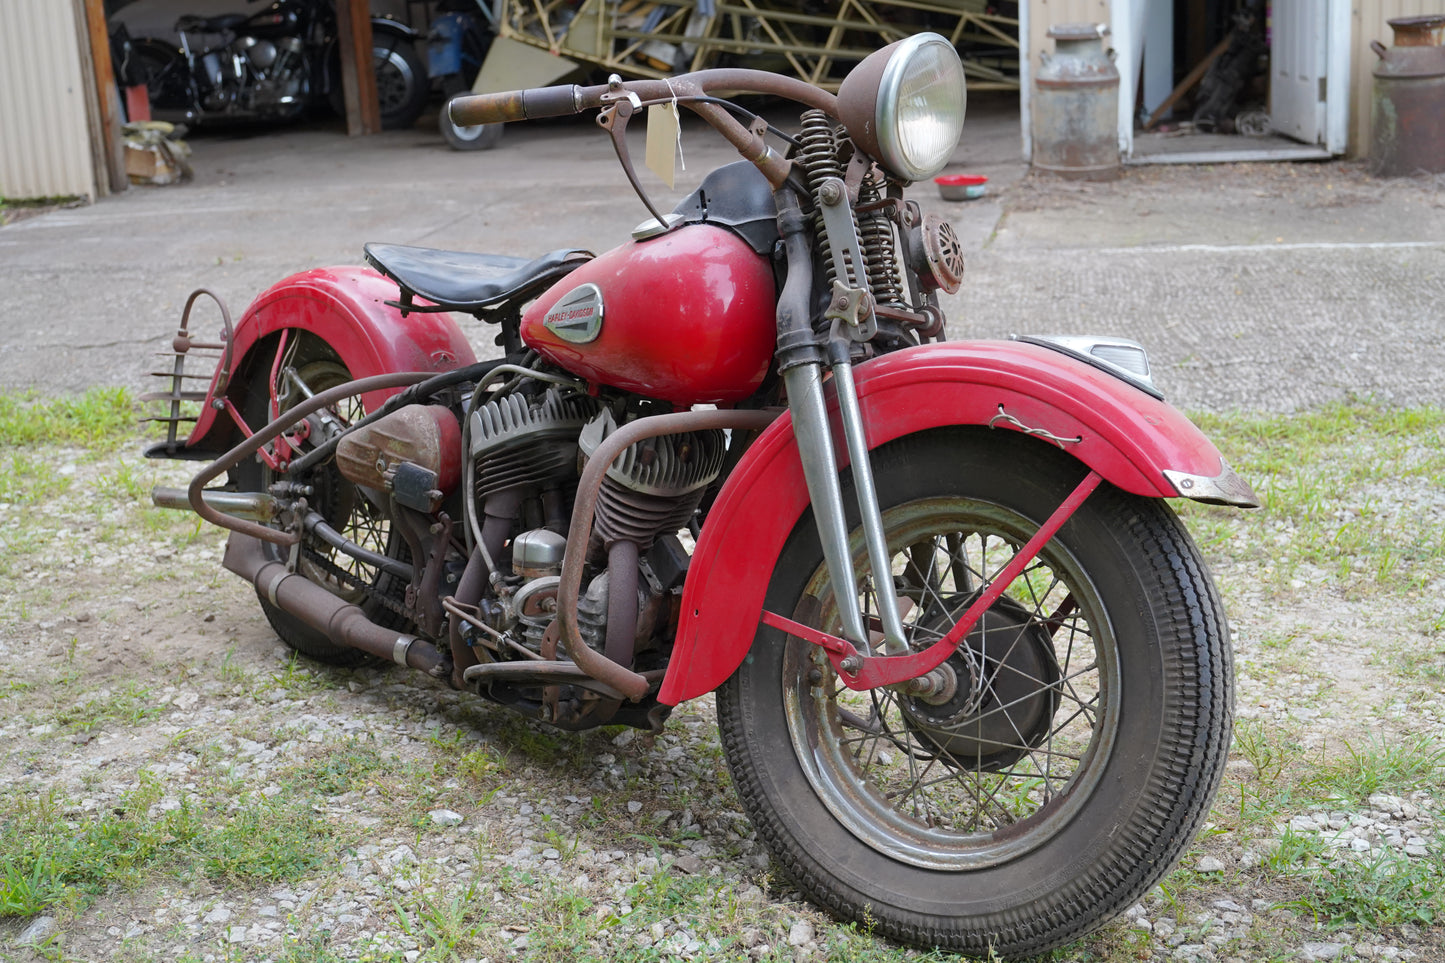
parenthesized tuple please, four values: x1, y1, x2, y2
(449, 85, 583, 126)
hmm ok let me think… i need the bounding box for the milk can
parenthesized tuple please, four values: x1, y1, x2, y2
(1370, 14, 1445, 177)
(1032, 23, 1120, 180)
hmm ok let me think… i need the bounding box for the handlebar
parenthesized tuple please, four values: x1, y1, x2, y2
(448, 85, 588, 126)
(448, 70, 840, 188)
(449, 69, 837, 126)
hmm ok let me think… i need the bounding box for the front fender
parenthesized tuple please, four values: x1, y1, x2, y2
(657, 339, 1254, 706)
(181, 266, 475, 457)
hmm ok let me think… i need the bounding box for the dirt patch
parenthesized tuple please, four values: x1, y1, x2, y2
(1002, 160, 1445, 216)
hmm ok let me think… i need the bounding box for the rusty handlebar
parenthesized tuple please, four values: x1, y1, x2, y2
(449, 69, 840, 188)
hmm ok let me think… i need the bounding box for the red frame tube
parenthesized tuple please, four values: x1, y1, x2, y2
(760, 471, 1103, 691)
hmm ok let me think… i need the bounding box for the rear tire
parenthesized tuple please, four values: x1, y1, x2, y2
(128, 39, 193, 117)
(716, 428, 1232, 958)
(235, 334, 412, 666)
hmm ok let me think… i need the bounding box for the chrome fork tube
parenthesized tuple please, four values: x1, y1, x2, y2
(773, 185, 910, 656)
(781, 363, 870, 651)
(828, 353, 909, 656)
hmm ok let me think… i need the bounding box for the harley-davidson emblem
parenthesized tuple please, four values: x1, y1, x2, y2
(543, 284, 604, 344)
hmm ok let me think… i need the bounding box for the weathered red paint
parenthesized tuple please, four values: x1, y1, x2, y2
(520, 225, 777, 405)
(658, 339, 1231, 706)
(184, 267, 476, 454)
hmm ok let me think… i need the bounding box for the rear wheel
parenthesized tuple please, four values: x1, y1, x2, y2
(716, 428, 1232, 957)
(128, 39, 194, 116)
(327, 31, 428, 130)
(236, 334, 411, 665)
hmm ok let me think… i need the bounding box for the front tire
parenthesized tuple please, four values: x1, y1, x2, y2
(128, 39, 194, 119)
(716, 428, 1232, 957)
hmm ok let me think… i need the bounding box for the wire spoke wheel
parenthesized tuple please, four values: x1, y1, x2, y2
(236, 334, 411, 664)
(279, 357, 390, 602)
(788, 497, 1118, 871)
(717, 429, 1232, 957)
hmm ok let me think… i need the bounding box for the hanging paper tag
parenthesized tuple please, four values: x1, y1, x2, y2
(645, 102, 680, 189)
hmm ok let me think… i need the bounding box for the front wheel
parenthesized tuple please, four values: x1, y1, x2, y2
(716, 428, 1233, 958)
(128, 39, 194, 117)
(372, 31, 428, 130)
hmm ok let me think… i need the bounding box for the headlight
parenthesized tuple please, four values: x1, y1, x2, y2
(838, 33, 967, 182)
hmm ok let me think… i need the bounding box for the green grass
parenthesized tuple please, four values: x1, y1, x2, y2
(0, 387, 140, 450)
(0, 775, 352, 917)
(1286, 845, 1445, 928)
(1307, 734, 1445, 804)
(1182, 401, 1445, 596)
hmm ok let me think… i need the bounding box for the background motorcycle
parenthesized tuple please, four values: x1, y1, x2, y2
(146, 34, 1258, 959)
(121, 0, 428, 130)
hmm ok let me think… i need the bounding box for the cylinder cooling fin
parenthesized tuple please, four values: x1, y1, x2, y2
(578, 410, 729, 547)
(469, 388, 601, 499)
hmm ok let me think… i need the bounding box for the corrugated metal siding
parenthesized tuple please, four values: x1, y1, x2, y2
(1351, 0, 1445, 157)
(0, 0, 96, 201)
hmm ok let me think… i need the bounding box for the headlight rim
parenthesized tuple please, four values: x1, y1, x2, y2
(839, 31, 966, 184)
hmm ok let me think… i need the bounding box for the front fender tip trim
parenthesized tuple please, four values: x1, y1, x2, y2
(1163, 460, 1261, 509)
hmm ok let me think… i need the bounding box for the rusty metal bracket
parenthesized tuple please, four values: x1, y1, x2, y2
(140, 288, 234, 454)
(988, 404, 1083, 449)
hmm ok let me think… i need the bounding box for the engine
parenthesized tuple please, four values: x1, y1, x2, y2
(199, 35, 306, 117)
(465, 388, 727, 667)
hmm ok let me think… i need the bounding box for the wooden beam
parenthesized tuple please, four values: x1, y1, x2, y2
(335, 0, 381, 135)
(1144, 35, 1230, 131)
(80, 0, 127, 194)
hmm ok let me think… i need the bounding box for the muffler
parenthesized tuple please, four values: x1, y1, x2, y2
(222, 533, 447, 675)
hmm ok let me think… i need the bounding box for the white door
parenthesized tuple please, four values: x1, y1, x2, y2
(1270, 0, 1327, 144)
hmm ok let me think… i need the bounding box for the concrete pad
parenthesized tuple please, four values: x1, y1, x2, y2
(1, 94, 1441, 416)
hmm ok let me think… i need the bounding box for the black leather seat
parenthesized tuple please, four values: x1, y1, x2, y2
(176, 14, 248, 32)
(363, 243, 592, 313)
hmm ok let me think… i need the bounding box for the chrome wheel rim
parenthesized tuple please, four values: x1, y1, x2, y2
(783, 496, 1121, 870)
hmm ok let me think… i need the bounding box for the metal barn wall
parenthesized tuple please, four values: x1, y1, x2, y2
(1350, 0, 1445, 156)
(0, 0, 97, 201)
(1028, 0, 1112, 76)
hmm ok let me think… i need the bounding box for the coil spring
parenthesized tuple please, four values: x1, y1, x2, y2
(797, 110, 843, 285)
(858, 172, 904, 306)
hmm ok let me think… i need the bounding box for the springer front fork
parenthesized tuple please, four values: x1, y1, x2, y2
(776, 180, 909, 658)
(773, 182, 1104, 685)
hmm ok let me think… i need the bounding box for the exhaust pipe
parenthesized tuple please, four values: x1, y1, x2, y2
(222, 533, 446, 676)
(153, 486, 278, 522)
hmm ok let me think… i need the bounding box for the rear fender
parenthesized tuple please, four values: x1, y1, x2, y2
(181, 266, 475, 457)
(657, 339, 1254, 706)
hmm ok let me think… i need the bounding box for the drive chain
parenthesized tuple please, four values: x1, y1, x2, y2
(302, 543, 413, 621)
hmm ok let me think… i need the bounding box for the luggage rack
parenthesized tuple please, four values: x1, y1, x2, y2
(139, 288, 233, 459)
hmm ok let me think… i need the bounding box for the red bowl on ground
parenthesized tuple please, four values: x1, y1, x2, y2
(935, 173, 988, 200)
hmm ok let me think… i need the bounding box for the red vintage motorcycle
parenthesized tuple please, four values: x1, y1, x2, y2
(146, 34, 1257, 958)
